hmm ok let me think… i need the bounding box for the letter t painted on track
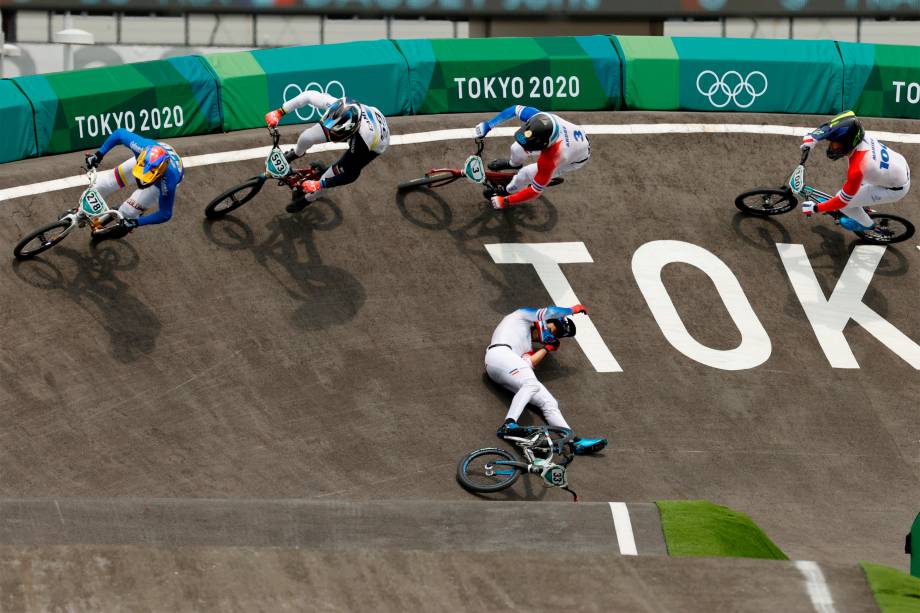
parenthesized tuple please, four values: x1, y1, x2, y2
(486, 242, 622, 372)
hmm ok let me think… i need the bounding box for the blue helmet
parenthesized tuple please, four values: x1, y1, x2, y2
(321, 98, 362, 142)
(533, 317, 576, 345)
(810, 111, 864, 160)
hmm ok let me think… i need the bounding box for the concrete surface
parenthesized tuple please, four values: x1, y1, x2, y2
(1, 110, 919, 608)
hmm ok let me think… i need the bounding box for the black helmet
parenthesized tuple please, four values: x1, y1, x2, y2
(321, 98, 362, 142)
(810, 111, 864, 160)
(546, 317, 576, 338)
(514, 113, 556, 152)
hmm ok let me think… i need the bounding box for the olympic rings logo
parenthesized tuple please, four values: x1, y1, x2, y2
(282, 80, 346, 121)
(695, 70, 768, 109)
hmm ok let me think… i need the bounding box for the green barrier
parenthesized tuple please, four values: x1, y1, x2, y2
(206, 40, 410, 132)
(614, 36, 843, 114)
(13, 56, 221, 156)
(0, 81, 37, 164)
(673, 37, 842, 114)
(394, 36, 621, 115)
(840, 42, 920, 120)
(612, 36, 679, 110)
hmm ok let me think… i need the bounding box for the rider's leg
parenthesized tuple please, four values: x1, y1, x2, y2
(116, 186, 158, 221)
(94, 157, 136, 199)
(526, 378, 570, 429)
(485, 350, 571, 428)
(509, 142, 530, 168)
(506, 163, 538, 194)
(838, 182, 909, 230)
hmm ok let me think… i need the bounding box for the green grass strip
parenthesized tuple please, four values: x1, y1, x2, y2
(861, 562, 920, 612)
(656, 500, 788, 559)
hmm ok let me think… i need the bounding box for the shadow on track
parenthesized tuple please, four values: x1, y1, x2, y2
(202, 198, 366, 330)
(11, 240, 160, 363)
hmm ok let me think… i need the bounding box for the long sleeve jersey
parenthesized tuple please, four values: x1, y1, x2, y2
(480, 105, 590, 205)
(98, 129, 184, 226)
(282, 90, 390, 155)
(489, 306, 576, 357)
(816, 136, 910, 213)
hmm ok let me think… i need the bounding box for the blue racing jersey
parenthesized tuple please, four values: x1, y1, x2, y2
(98, 129, 184, 226)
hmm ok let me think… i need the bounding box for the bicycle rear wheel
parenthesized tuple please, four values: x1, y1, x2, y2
(457, 448, 521, 493)
(13, 219, 72, 260)
(856, 213, 916, 244)
(204, 176, 266, 219)
(735, 187, 797, 216)
(397, 171, 458, 191)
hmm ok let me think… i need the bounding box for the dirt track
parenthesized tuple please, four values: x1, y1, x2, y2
(0, 111, 918, 596)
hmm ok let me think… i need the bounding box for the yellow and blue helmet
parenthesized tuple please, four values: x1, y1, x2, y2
(132, 145, 170, 186)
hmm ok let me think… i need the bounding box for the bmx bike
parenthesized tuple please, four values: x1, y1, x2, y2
(735, 148, 915, 244)
(457, 425, 579, 501)
(13, 168, 127, 260)
(204, 127, 325, 219)
(397, 137, 563, 197)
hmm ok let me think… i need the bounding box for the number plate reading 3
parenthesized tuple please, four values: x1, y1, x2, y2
(80, 189, 108, 216)
(542, 465, 567, 487)
(463, 155, 486, 184)
(266, 147, 290, 179)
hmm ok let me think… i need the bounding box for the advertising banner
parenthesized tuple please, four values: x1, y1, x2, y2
(0, 81, 38, 164)
(672, 37, 842, 114)
(205, 40, 411, 132)
(12, 56, 221, 156)
(840, 42, 920, 120)
(395, 36, 621, 115)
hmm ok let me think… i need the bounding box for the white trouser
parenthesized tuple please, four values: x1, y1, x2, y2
(507, 142, 589, 195)
(94, 157, 158, 220)
(839, 180, 910, 227)
(484, 346, 569, 429)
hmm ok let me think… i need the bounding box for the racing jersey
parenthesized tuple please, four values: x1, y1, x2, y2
(481, 105, 590, 205)
(282, 91, 389, 155)
(489, 306, 576, 357)
(816, 136, 910, 213)
(98, 129, 184, 226)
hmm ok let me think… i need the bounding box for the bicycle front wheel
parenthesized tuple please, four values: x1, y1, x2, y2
(457, 448, 521, 493)
(204, 176, 266, 219)
(856, 213, 916, 244)
(13, 219, 73, 260)
(397, 171, 457, 191)
(735, 187, 797, 216)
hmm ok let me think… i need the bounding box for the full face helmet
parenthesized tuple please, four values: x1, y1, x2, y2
(513, 113, 556, 152)
(810, 111, 865, 160)
(533, 317, 577, 345)
(133, 145, 170, 188)
(321, 98, 362, 142)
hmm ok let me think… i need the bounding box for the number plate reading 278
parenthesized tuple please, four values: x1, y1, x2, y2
(80, 189, 107, 216)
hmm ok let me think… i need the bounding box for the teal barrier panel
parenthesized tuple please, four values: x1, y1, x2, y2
(673, 37, 843, 114)
(840, 41, 920, 119)
(206, 40, 411, 131)
(0, 80, 37, 163)
(395, 36, 621, 115)
(12, 56, 221, 155)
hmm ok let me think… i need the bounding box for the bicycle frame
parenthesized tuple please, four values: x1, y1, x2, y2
(497, 428, 573, 488)
(60, 168, 124, 237)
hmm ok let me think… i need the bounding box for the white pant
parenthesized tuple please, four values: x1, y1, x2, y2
(507, 141, 589, 195)
(95, 157, 158, 220)
(839, 180, 910, 227)
(484, 346, 569, 429)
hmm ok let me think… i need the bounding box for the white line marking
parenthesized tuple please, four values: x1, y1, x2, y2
(609, 501, 638, 555)
(795, 560, 838, 613)
(3, 123, 919, 203)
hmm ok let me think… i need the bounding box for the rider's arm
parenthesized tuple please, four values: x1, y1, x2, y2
(516, 305, 575, 323)
(505, 142, 562, 205)
(816, 150, 866, 213)
(282, 91, 337, 114)
(526, 348, 549, 369)
(136, 180, 176, 226)
(480, 105, 542, 135)
(97, 129, 155, 157)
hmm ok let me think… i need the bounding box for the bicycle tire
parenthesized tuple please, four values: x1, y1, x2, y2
(13, 219, 72, 260)
(397, 172, 457, 191)
(735, 187, 797, 216)
(457, 447, 521, 493)
(204, 176, 266, 219)
(855, 213, 916, 244)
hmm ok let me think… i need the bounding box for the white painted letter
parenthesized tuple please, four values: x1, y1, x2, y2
(777, 243, 920, 369)
(631, 240, 771, 370)
(453, 77, 466, 99)
(893, 80, 905, 103)
(486, 242, 621, 373)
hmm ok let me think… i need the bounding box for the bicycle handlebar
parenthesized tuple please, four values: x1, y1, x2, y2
(268, 126, 281, 148)
(800, 147, 810, 165)
(474, 137, 485, 157)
